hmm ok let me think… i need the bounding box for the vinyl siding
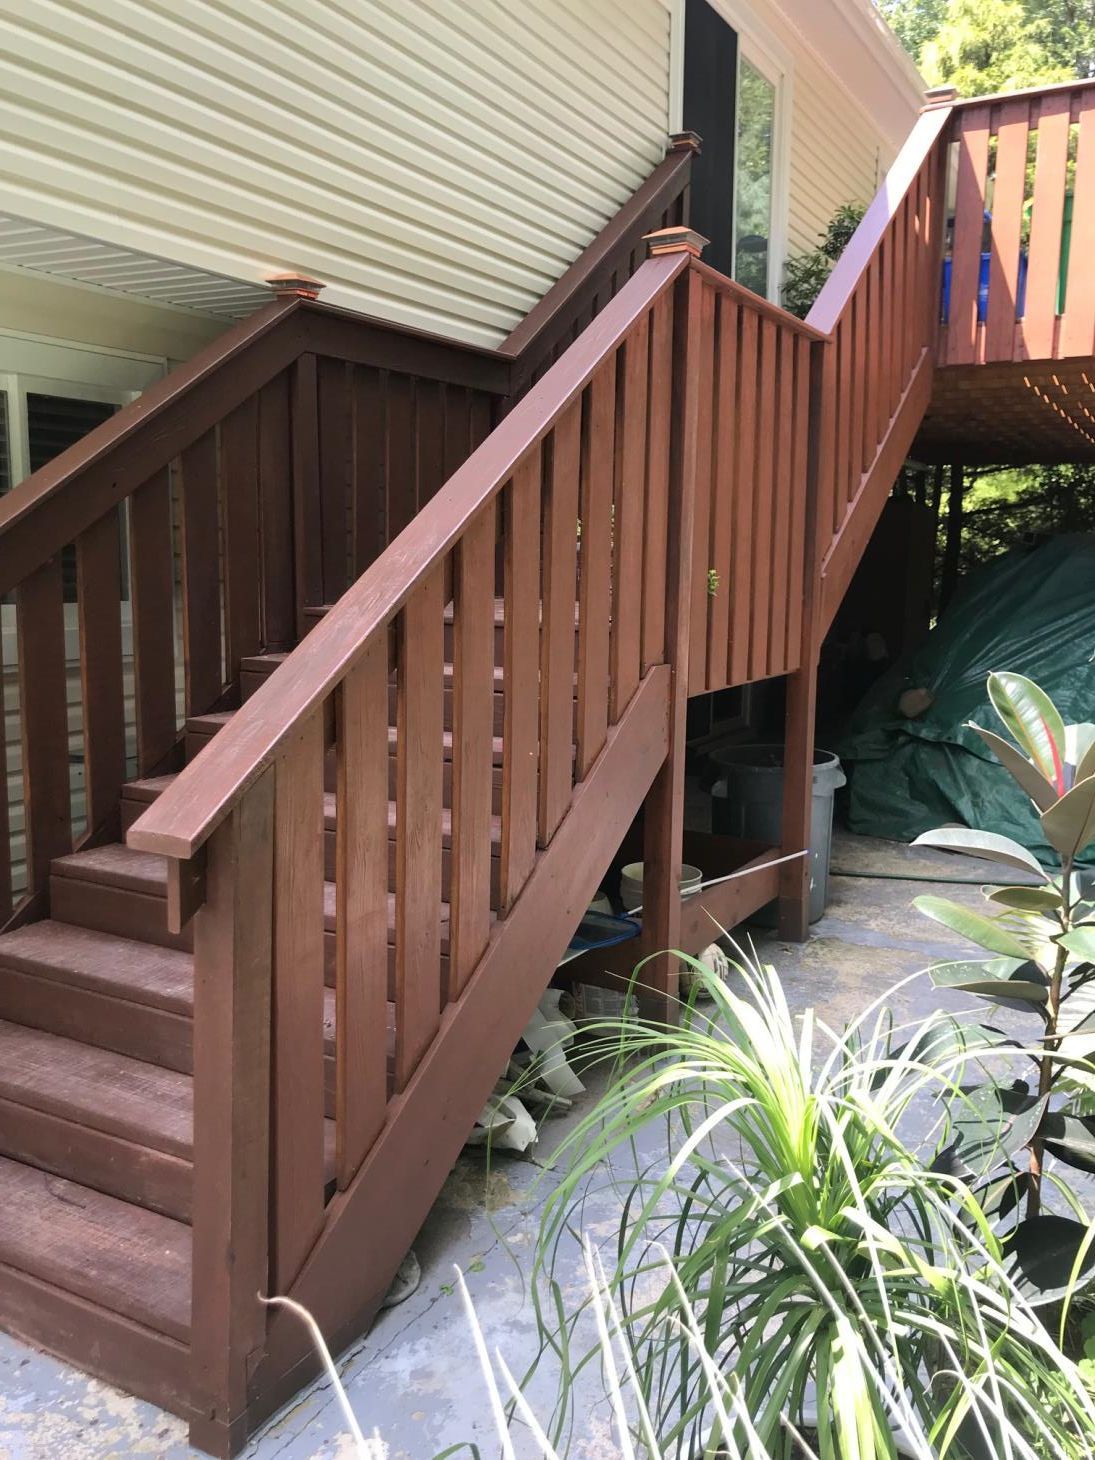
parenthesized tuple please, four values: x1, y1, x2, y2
(0, 0, 671, 347)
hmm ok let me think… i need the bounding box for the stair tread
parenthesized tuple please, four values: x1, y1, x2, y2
(0, 1152, 191, 1342)
(0, 922, 191, 1015)
(0, 1019, 192, 1158)
(52, 844, 173, 897)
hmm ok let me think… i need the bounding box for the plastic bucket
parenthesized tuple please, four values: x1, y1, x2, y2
(619, 861, 703, 914)
(709, 745, 845, 926)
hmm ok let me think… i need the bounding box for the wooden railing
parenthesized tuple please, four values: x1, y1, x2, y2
(128, 250, 689, 1423)
(0, 300, 507, 922)
(685, 263, 824, 695)
(0, 141, 693, 929)
(807, 106, 951, 630)
(939, 79, 1095, 364)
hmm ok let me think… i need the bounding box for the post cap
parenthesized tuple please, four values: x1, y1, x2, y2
(924, 84, 959, 103)
(643, 226, 708, 259)
(266, 272, 325, 300)
(668, 129, 702, 155)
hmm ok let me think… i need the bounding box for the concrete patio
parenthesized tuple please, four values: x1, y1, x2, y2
(0, 831, 1032, 1460)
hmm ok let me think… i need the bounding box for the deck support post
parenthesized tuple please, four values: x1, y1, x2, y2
(188, 771, 275, 1459)
(636, 233, 704, 1023)
(778, 338, 829, 942)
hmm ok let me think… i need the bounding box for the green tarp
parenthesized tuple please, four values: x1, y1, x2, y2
(837, 534, 1095, 866)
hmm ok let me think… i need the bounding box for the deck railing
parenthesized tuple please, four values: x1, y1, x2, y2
(939, 79, 1095, 364)
(128, 249, 690, 1423)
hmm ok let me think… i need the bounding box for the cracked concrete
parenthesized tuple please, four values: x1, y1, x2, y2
(0, 831, 1035, 1459)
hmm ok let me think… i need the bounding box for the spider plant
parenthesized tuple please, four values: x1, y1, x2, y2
(531, 956, 1095, 1459)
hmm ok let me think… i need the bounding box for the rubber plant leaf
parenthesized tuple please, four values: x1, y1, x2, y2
(912, 827, 1048, 880)
(1005, 1214, 1095, 1305)
(987, 672, 1067, 795)
(1069, 723, 1095, 784)
(914, 896, 1032, 960)
(933, 1084, 1048, 1182)
(1041, 775, 1095, 860)
(928, 956, 1049, 1011)
(968, 725, 1058, 811)
(987, 885, 1062, 913)
(1059, 927, 1095, 962)
(1041, 1111, 1095, 1175)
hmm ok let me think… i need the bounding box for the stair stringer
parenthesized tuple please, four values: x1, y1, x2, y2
(818, 349, 935, 637)
(191, 664, 671, 1455)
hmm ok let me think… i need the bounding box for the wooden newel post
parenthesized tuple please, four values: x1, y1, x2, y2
(188, 771, 275, 1458)
(635, 227, 706, 1023)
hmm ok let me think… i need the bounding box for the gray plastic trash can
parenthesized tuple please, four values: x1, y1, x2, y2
(709, 745, 846, 926)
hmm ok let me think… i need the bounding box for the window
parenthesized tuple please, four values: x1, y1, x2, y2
(734, 56, 778, 297)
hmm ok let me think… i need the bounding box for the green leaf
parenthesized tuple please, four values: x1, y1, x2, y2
(929, 956, 1049, 1011)
(1042, 776, 1095, 860)
(987, 672, 1067, 794)
(1058, 927, 1095, 962)
(914, 896, 1032, 960)
(1042, 1111, 1095, 1175)
(1069, 723, 1095, 784)
(911, 827, 1048, 879)
(1005, 1215, 1095, 1305)
(986, 885, 1062, 913)
(969, 725, 1058, 811)
(934, 1084, 1048, 1182)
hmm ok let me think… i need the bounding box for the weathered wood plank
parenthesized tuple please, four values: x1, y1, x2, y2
(76, 510, 126, 838)
(641, 290, 673, 672)
(129, 468, 178, 775)
(500, 455, 541, 909)
(575, 362, 614, 776)
(1062, 93, 1095, 357)
(1023, 94, 1071, 360)
(687, 282, 715, 696)
(179, 429, 223, 715)
(610, 312, 648, 718)
(221, 396, 263, 678)
(946, 106, 991, 365)
(17, 556, 70, 895)
(728, 308, 758, 688)
(707, 294, 737, 689)
(539, 404, 580, 846)
(259, 373, 295, 652)
(985, 100, 1030, 361)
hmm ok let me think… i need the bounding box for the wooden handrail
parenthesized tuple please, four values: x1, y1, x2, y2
(806, 105, 953, 336)
(500, 141, 694, 381)
(128, 252, 690, 862)
(924, 75, 1095, 113)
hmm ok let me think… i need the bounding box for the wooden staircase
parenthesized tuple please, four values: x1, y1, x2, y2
(4, 82, 1085, 1455)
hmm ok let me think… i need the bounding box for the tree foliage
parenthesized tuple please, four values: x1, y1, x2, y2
(879, 0, 1095, 86)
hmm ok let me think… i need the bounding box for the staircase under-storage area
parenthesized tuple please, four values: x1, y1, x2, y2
(0, 83, 1093, 1455)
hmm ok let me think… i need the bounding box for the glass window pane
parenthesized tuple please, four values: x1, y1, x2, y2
(735, 59, 776, 297)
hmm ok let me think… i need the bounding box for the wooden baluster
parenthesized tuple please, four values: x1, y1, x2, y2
(352, 366, 387, 577)
(1062, 92, 1095, 357)
(728, 308, 758, 688)
(1024, 94, 1071, 360)
(221, 395, 263, 680)
(180, 429, 223, 716)
(642, 289, 673, 674)
(539, 407, 580, 847)
(335, 639, 390, 1187)
(985, 99, 1031, 361)
(271, 711, 326, 1290)
(769, 331, 795, 676)
(687, 283, 715, 696)
(292, 354, 323, 632)
(575, 361, 614, 777)
(318, 358, 353, 603)
(610, 313, 649, 718)
(393, 570, 444, 1088)
(946, 105, 991, 366)
(863, 253, 881, 462)
(849, 290, 868, 490)
(129, 467, 178, 776)
(889, 196, 908, 406)
(188, 770, 273, 1453)
(499, 455, 541, 910)
(259, 372, 295, 652)
(786, 334, 812, 669)
(707, 294, 737, 691)
(450, 505, 496, 994)
(833, 315, 853, 533)
(0, 623, 11, 921)
(17, 556, 70, 900)
(76, 510, 125, 840)
(416, 379, 446, 513)
(749, 317, 777, 681)
(386, 374, 417, 540)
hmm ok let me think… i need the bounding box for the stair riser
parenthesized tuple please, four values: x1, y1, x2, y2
(0, 968, 191, 1074)
(0, 1096, 191, 1222)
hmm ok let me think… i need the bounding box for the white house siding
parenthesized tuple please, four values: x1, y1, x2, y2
(0, 0, 672, 348)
